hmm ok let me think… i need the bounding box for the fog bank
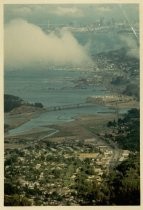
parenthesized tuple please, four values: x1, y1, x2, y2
(5, 19, 92, 69)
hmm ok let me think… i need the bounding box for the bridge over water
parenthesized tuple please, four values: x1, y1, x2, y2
(46, 103, 96, 111)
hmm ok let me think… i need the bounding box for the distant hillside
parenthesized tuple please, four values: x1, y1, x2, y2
(97, 48, 139, 100)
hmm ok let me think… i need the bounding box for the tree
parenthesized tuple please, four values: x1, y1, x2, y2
(107, 153, 140, 205)
(34, 102, 43, 108)
(4, 182, 16, 195)
(4, 195, 32, 206)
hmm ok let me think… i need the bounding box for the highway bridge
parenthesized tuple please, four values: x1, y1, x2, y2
(46, 103, 96, 111)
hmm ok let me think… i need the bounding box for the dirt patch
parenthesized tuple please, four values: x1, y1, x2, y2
(49, 113, 117, 140)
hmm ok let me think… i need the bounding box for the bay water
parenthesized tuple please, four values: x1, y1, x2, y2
(5, 68, 117, 135)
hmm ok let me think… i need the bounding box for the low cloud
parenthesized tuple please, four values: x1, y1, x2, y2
(5, 19, 92, 69)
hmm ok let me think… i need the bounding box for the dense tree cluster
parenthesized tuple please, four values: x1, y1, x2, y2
(107, 153, 140, 205)
(4, 94, 44, 112)
(4, 94, 23, 112)
(107, 108, 140, 151)
(4, 195, 32, 206)
(34, 102, 43, 108)
(111, 76, 128, 85)
(123, 84, 139, 100)
(75, 153, 140, 205)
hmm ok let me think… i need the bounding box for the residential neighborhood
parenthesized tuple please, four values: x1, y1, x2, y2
(5, 135, 130, 205)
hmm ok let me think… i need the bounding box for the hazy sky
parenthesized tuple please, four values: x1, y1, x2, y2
(4, 4, 139, 25)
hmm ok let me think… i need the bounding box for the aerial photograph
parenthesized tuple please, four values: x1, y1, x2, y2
(4, 4, 140, 206)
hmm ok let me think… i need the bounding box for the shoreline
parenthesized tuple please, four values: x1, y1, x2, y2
(4, 98, 139, 137)
(4, 105, 139, 151)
